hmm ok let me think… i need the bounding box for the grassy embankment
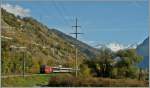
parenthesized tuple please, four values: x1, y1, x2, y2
(1, 73, 58, 87)
(2, 73, 149, 87)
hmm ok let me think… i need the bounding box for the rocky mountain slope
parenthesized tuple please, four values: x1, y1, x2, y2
(1, 8, 98, 74)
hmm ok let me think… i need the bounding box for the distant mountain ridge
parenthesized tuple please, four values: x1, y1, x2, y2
(50, 29, 99, 59)
(136, 37, 149, 69)
(95, 42, 138, 52)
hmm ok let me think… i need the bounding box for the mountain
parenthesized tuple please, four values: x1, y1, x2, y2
(1, 8, 98, 75)
(95, 39, 149, 69)
(136, 37, 149, 69)
(95, 43, 137, 52)
(50, 29, 99, 59)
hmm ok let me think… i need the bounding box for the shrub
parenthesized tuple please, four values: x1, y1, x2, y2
(111, 68, 118, 78)
(48, 74, 74, 87)
(48, 74, 148, 87)
(80, 64, 91, 77)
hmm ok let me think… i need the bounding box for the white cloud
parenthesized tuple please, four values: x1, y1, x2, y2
(1, 3, 30, 17)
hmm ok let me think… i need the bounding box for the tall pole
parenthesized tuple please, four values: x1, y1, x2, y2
(75, 47, 78, 77)
(71, 17, 83, 77)
(75, 18, 78, 77)
(10, 46, 26, 77)
(23, 51, 25, 77)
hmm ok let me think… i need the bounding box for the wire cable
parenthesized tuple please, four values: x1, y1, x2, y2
(52, 0, 71, 27)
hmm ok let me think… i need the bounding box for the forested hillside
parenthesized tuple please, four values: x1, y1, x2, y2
(1, 8, 98, 75)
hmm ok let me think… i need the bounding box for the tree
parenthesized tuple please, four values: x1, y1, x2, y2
(86, 48, 114, 77)
(115, 49, 143, 79)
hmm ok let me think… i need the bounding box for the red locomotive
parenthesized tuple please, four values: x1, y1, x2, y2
(40, 65, 53, 74)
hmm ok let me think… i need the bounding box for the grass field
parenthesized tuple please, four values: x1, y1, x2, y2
(2, 73, 149, 87)
(1, 73, 58, 87)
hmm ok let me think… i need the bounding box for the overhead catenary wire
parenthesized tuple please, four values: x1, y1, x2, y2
(57, 1, 73, 26)
(52, 0, 71, 27)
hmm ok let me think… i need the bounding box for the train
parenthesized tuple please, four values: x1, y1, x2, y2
(40, 65, 77, 74)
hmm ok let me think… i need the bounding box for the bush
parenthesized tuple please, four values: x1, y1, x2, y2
(48, 74, 148, 87)
(80, 64, 91, 77)
(111, 68, 118, 78)
(48, 74, 74, 87)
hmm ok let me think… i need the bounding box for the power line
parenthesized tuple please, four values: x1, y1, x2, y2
(52, 0, 71, 26)
(58, 2, 73, 26)
(70, 17, 83, 77)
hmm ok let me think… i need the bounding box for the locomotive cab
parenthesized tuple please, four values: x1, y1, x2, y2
(40, 65, 46, 73)
(40, 65, 53, 74)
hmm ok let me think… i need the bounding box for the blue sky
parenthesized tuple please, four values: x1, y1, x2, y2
(2, 0, 149, 46)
